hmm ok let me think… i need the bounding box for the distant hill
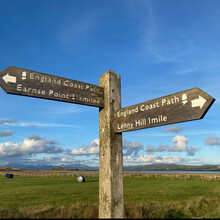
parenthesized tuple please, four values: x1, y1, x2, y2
(2, 163, 94, 170)
(50, 167, 98, 171)
(1, 163, 220, 171)
(124, 164, 220, 171)
(0, 167, 24, 171)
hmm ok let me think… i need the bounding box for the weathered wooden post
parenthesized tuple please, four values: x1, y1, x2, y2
(99, 70, 124, 218)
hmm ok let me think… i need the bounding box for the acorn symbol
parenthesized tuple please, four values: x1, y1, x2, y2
(22, 71, 27, 80)
(182, 94, 187, 105)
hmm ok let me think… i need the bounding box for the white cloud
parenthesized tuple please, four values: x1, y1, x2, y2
(0, 129, 13, 137)
(123, 155, 133, 163)
(163, 126, 183, 133)
(170, 135, 189, 151)
(147, 135, 200, 156)
(30, 156, 77, 165)
(70, 138, 144, 157)
(0, 118, 78, 128)
(39, 104, 81, 115)
(176, 66, 198, 75)
(147, 144, 169, 153)
(41, 156, 77, 165)
(205, 135, 220, 146)
(123, 154, 204, 165)
(123, 139, 144, 156)
(136, 155, 186, 164)
(71, 139, 99, 156)
(131, 130, 220, 137)
(17, 122, 79, 128)
(60, 157, 76, 163)
(0, 155, 85, 168)
(186, 146, 198, 156)
(0, 118, 17, 125)
(0, 135, 63, 157)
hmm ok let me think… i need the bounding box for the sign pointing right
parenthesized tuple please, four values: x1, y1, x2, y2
(191, 95, 206, 109)
(114, 87, 215, 133)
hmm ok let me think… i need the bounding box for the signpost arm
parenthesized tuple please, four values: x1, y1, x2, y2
(99, 70, 124, 218)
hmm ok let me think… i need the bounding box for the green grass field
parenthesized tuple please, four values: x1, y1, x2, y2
(0, 174, 219, 218)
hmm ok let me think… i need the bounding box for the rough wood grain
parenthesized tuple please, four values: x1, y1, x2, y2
(0, 66, 104, 107)
(114, 87, 215, 132)
(99, 70, 124, 218)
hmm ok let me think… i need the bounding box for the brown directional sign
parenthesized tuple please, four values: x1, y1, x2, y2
(114, 87, 215, 132)
(0, 66, 104, 107)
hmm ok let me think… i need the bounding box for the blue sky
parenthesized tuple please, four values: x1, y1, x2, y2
(0, 0, 220, 168)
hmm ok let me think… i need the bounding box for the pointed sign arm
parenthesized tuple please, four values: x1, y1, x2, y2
(114, 87, 215, 133)
(0, 66, 104, 108)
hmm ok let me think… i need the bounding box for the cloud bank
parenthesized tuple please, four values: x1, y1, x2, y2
(0, 135, 63, 158)
(0, 119, 17, 125)
(146, 135, 200, 156)
(0, 133, 202, 167)
(71, 139, 99, 156)
(123, 155, 199, 165)
(0, 118, 78, 128)
(163, 126, 183, 133)
(0, 129, 13, 137)
(205, 135, 220, 146)
(123, 139, 144, 156)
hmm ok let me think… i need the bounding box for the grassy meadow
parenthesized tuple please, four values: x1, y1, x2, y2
(0, 172, 220, 218)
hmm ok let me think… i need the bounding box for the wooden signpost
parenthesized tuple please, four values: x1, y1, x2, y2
(0, 66, 215, 219)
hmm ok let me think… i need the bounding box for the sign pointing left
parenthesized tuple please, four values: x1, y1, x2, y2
(0, 66, 104, 107)
(2, 73, 16, 84)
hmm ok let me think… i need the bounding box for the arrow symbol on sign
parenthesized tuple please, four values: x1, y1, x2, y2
(191, 95, 206, 109)
(2, 73, 16, 84)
